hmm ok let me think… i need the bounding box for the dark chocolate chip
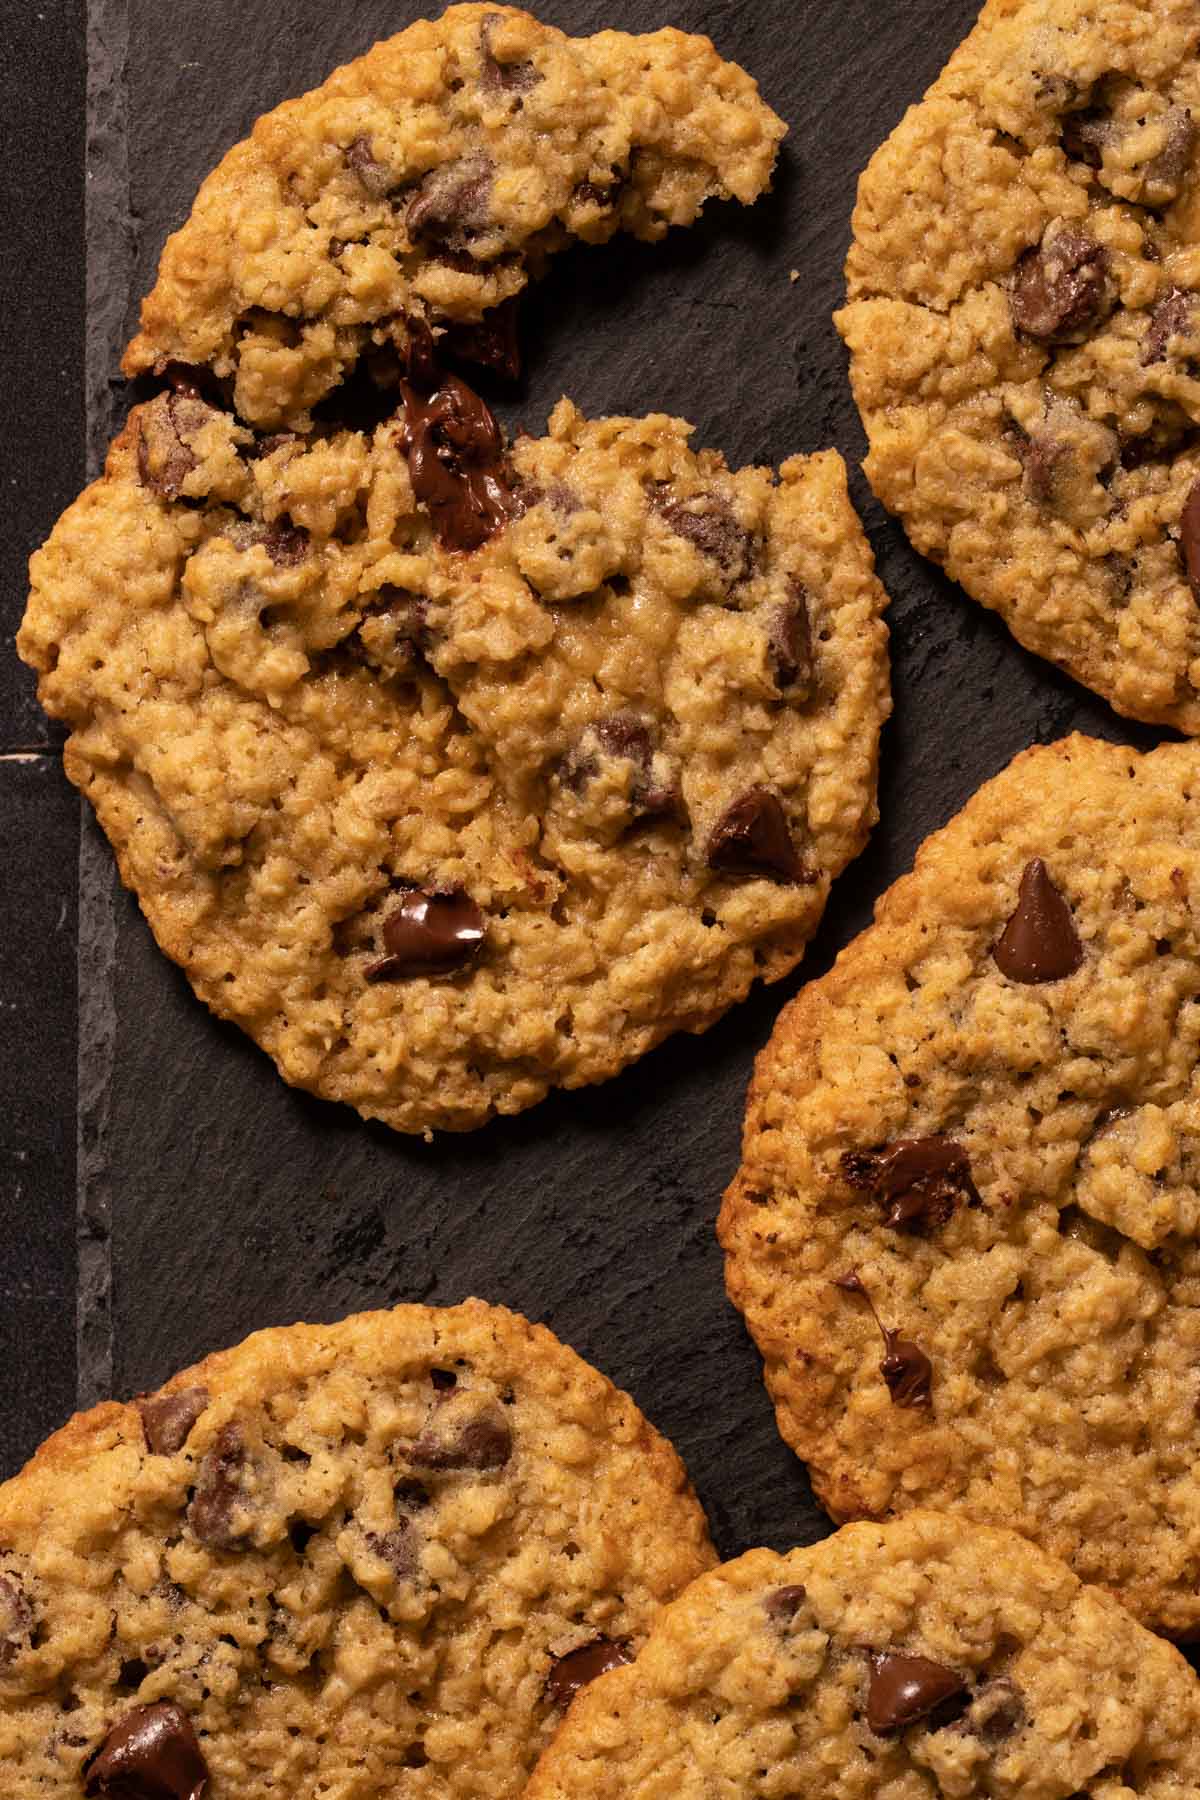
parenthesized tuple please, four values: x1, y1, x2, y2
(562, 714, 684, 823)
(1143, 286, 1195, 364)
(366, 1521, 417, 1583)
(707, 789, 808, 884)
(83, 1703, 209, 1800)
(406, 156, 492, 246)
(345, 135, 394, 199)
(879, 1331, 934, 1408)
(573, 175, 625, 210)
(1144, 107, 1196, 200)
(440, 296, 522, 382)
(866, 1652, 968, 1734)
(768, 584, 813, 691)
(259, 522, 309, 567)
(1180, 479, 1200, 603)
(762, 1584, 807, 1625)
(1010, 225, 1113, 343)
(136, 395, 209, 501)
(138, 1387, 210, 1457)
(187, 1421, 249, 1550)
(408, 1406, 512, 1471)
(545, 1638, 633, 1709)
(841, 1136, 978, 1231)
(398, 361, 520, 552)
(656, 495, 756, 580)
(993, 859, 1083, 983)
(969, 1678, 1026, 1744)
(480, 13, 540, 93)
(365, 886, 486, 981)
(0, 1575, 33, 1668)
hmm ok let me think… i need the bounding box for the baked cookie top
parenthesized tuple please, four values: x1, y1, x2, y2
(18, 381, 889, 1135)
(0, 1299, 715, 1798)
(121, 3, 786, 429)
(722, 734, 1200, 1637)
(837, 0, 1200, 732)
(526, 1512, 1200, 1800)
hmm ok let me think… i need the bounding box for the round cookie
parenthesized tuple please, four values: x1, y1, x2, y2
(527, 1512, 1200, 1799)
(836, 0, 1200, 732)
(722, 733, 1200, 1637)
(0, 1298, 715, 1797)
(122, 4, 786, 429)
(18, 382, 890, 1135)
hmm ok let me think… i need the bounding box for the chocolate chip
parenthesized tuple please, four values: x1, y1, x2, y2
(246, 431, 298, 462)
(993, 859, 1083, 983)
(357, 588, 429, 675)
(345, 135, 393, 199)
(968, 1678, 1026, 1744)
(480, 13, 540, 93)
(0, 1575, 33, 1668)
(562, 714, 684, 824)
(406, 156, 492, 246)
(399, 362, 520, 551)
(879, 1332, 934, 1408)
(841, 1136, 978, 1231)
(83, 1703, 209, 1800)
(138, 1387, 210, 1456)
(545, 1638, 633, 1708)
(1144, 107, 1196, 201)
(707, 789, 809, 884)
(259, 522, 309, 567)
(365, 886, 486, 981)
(1010, 224, 1114, 343)
(136, 394, 211, 501)
(1061, 108, 1109, 167)
(656, 495, 756, 580)
(188, 1421, 249, 1550)
(1180, 479, 1200, 603)
(1143, 286, 1195, 364)
(767, 584, 813, 691)
(763, 1584, 807, 1624)
(866, 1652, 967, 1734)
(573, 176, 624, 210)
(440, 297, 522, 382)
(408, 1406, 512, 1471)
(366, 1521, 417, 1583)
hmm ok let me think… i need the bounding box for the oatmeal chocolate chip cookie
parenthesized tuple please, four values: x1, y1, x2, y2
(836, 0, 1200, 732)
(121, 4, 786, 429)
(0, 1299, 715, 1797)
(721, 733, 1200, 1638)
(18, 375, 889, 1135)
(526, 1512, 1200, 1800)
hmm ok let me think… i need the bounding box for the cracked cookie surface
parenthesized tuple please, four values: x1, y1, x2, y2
(837, 0, 1200, 731)
(722, 734, 1200, 1637)
(0, 1299, 715, 1798)
(526, 1512, 1200, 1800)
(121, 3, 785, 430)
(18, 387, 889, 1135)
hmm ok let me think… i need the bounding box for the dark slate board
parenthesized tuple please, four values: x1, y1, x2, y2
(2, 0, 1166, 1570)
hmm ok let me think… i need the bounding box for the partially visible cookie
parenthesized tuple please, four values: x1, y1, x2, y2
(0, 1299, 715, 1797)
(122, 3, 786, 429)
(18, 377, 889, 1135)
(837, 0, 1200, 731)
(722, 734, 1200, 1637)
(527, 1512, 1200, 1799)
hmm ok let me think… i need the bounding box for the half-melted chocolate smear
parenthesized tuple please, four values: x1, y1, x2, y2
(545, 1638, 633, 1708)
(366, 885, 487, 981)
(833, 1271, 933, 1408)
(865, 1651, 968, 1734)
(841, 1136, 978, 1231)
(993, 859, 1083, 983)
(84, 1702, 209, 1800)
(398, 322, 521, 550)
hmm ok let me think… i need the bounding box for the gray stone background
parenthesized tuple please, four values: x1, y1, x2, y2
(0, 0, 1159, 1568)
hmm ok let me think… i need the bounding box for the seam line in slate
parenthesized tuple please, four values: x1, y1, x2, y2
(78, 0, 133, 1409)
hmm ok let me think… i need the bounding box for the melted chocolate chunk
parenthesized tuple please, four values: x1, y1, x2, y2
(545, 1638, 633, 1708)
(406, 156, 492, 246)
(138, 1387, 210, 1456)
(656, 495, 756, 580)
(1143, 286, 1195, 364)
(968, 1678, 1026, 1744)
(398, 357, 520, 551)
(707, 789, 808, 884)
(763, 1584, 807, 1624)
(137, 394, 210, 501)
(562, 714, 684, 823)
(1145, 107, 1196, 199)
(0, 1575, 32, 1667)
(767, 584, 813, 691)
(441, 297, 522, 381)
(366, 1521, 417, 1583)
(866, 1652, 967, 1734)
(188, 1421, 249, 1550)
(1010, 225, 1113, 343)
(345, 134, 393, 199)
(480, 13, 541, 93)
(841, 1136, 978, 1231)
(879, 1331, 934, 1408)
(83, 1703, 209, 1800)
(409, 1406, 513, 1471)
(365, 886, 486, 981)
(1180, 479, 1200, 603)
(993, 859, 1083, 983)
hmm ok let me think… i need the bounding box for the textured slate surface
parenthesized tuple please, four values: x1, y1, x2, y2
(3, 0, 1168, 1574)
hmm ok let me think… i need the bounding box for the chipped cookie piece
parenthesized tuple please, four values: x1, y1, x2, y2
(122, 5, 786, 429)
(526, 1513, 1200, 1800)
(19, 382, 889, 1135)
(0, 1300, 714, 1797)
(837, 0, 1200, 731)
(721, 733, 1200, 1637)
